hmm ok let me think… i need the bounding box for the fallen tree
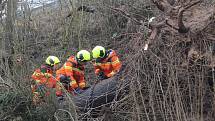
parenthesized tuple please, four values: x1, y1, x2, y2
(73, 73, 129, 118)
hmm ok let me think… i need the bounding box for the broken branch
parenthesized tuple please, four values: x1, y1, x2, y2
(144, 20, 166, 50)
(177, 0, 202, 33)
(151, 0, 173, 13)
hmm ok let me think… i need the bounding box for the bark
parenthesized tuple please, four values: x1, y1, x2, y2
(73, 76, 129, 117)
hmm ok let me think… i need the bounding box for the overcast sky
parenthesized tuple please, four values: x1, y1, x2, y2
(27, 0, 58, 9)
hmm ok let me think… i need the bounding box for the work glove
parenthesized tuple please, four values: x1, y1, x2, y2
(107, 71, 116, 78)
(98, 72, 107, 80)
(82, 85, 90, 90)
(70, 80, 78, 89)
(59, 76, 71, 91)
(60, 76, 70, 85)
(73, 87, 83, 95)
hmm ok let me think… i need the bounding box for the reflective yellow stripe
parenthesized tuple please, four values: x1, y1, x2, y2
(35, 80, 41, 83)
(44, 73, 51, 77)
(64, 65, 84, 74)
(33, 71, 52, 78)
(64, 65, 72, 70)
(33, 92, 39, 95)
(79, 82, 86, 88)
(72, 67, 84, 74)
(71, 80, 77, 85)
(112, 59, 120, 64)
(33, 72, 41, 76)
(107, 71, 116, 77)
(95, 59, 120, 66)
(94, 62, 111, 66)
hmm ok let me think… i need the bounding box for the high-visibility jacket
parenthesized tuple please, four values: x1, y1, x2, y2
(31, 65, 59, 104)
(56, 56, 86, 91)
(93, 49, 122, 78)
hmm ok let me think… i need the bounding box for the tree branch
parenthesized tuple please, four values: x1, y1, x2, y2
(144, 21, 166, 50)
(165, 19, 180, 30)
(108, 6, 142, 24)
(167, 0, 176, 5)
(177, 8, 190, 33)
(177, 0, 202, 33)
(151, 0, 173, 13)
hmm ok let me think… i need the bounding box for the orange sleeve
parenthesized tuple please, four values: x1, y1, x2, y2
(31, 69, 44, 84)
(63, 62, 75, 81)
(65, 70, 74, 80)
(78, 75, 85, 83)
(48, 76, 57, 88)
(31, 74, 36, 80)
(93, 63, 101, 75)
(31, 70, 39, 80)
(55, 82, 63, 96)
(56, 68, 63, 81)
(64, 66, 79, 89)
(111, 55, 122, 73)
(78, 76, 86, 89)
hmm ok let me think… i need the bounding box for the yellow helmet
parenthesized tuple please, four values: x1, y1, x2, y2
(76, 50, 91, 62)
(92, 46, 105, 59)
(45, 56, 60, 66)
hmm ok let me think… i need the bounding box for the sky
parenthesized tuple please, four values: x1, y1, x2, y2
(26, 0, 58, 9)
(0, 0, 59, 18)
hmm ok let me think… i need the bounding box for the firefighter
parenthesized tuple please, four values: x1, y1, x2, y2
(56, 50, 91, 95)
(92, 46, 122, 80)
(31, 56, 60, 105)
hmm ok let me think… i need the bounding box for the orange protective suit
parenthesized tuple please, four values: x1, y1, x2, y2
(31, 65, 59, 104)
(56, 56, 86, 93)
(93, 49, 122, 78)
